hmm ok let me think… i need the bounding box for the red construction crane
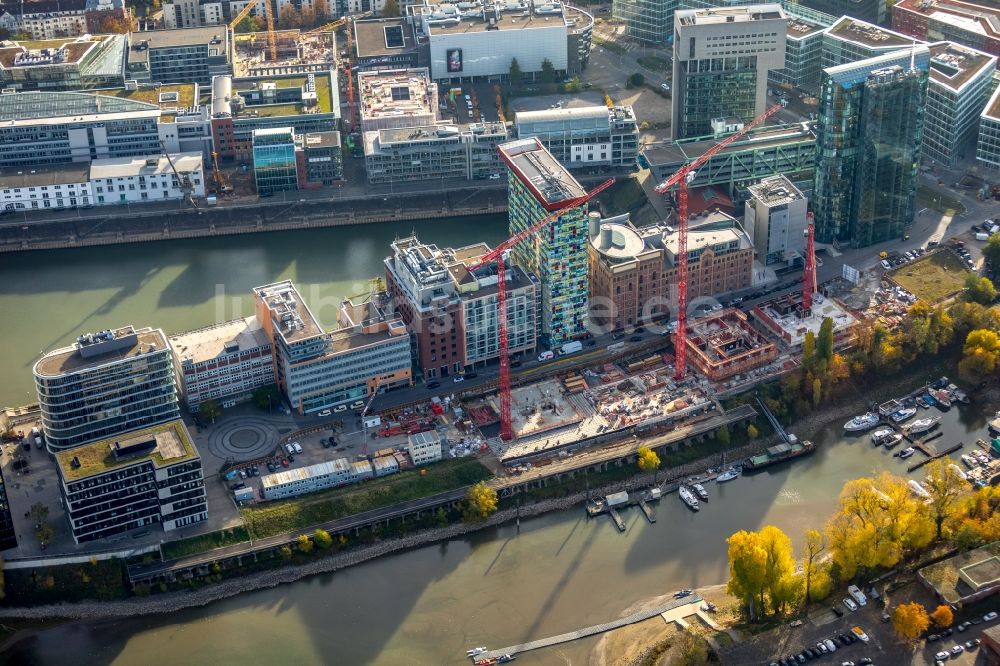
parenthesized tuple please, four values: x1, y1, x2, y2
(654, 104, 783, 380)
(803, 211, 817, 311)
(467, 178, 615, 441)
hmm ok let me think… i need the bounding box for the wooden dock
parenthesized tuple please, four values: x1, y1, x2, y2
(609, 508, 626, 531)
(638, 498, 656, 523)
(474, 596, 701, 661)
(907, 442, 963, 472)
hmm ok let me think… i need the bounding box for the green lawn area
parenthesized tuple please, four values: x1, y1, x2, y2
(917, 185, 966, 216)
(637, 56, 670, 72)
(161, 526, 250, 560)
(890, 250, 972, 303)
(593, 35, 628, 56)
(241, 458, 492, 538)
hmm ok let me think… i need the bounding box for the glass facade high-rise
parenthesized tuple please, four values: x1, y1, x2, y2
(978, 86, 1000, 170)
(614, 0, 678, 43)
(253, 127, 299, 195)
(813, 48, 930, 249)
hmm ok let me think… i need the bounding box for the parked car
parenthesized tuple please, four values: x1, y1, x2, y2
(453, 375, 465, 383)
(966, 639, 980, 649)
(832, 605, 844, 617)
(292, 442, 303, 454)
(427, 381, 441, 389)
(950, 645, 964, 656)
(933, 651, 949, 662)
(985, 611, 998, 621)
(317, 409, 331, 416)
(629, 335, 643, 342)
(843, 598, 858, 612)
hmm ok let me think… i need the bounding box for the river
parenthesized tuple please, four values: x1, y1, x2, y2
(0, 223, 992, 665)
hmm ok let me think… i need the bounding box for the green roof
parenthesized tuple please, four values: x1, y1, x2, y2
(234, 72, 335, 118)
(100, 83, 198, 111)
(919, 541, 1000, 603)
(56, 420, 198, 482)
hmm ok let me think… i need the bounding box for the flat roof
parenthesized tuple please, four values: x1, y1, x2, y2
(656, 213, 752, 257)
(927, 41, 996, 92)
(169, 316, 270, 365)
(986, 82, 1000, 120)
(421, 0, 572, 35)
(358, 68, 435, 123)
(262, 457, 351, 489)
(231, 72, 336, 117)
(255, 280, 324, 343)
(825, 16, 917, 49)
(0, 37, 104, 69)
(642, 122, 815, 167)
(676, 4, 784, 26)
(894, 0, 1000, 39)
(89, 152, 202, 180)
(56, 419, 197, 481)
(303, 131, 340, 149)
(35, 326, 167, 377)
(0, 162, 90, 188)
(589, 215, 647, 261)
(747, 174, 806, 206)
(329, 324, 404, 353)
(354, 17, 416, 58)
(97, 83, 199, 113)
(498, 137, 584, 209)
(787, 16, 826, 39)
(130, 26, 228, 50)
(515, 105, 613, 126)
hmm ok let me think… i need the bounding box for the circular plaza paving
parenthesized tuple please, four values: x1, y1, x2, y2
(204, 416, 285, 462)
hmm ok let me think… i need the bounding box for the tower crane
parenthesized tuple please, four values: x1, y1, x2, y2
(265, 0, 278, 61)
(466, 177, 614, 441)
(654, 104, 782, 380)
(227, 1, 257, 31)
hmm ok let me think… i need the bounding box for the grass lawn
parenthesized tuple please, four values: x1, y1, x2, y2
(637, 56, 670, 72)
(593, 35, 628, 56)
(242, 458, 492, 538)
(161, 526, 250, 560)
(917, 185, 965, 216)
(890, 251, 971, 303)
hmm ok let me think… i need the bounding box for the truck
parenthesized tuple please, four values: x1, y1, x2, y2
(537, 350, 554, 362)
(559, 340, 583, 356)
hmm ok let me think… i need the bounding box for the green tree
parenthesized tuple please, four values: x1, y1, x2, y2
(198, 398, 222, 424)
(252, 384, 281, 411)
(959, 328, 1000, 378)
(923, 459, 966, 540)
(314, 528, 333, 549)
(801, 529, 825, 603)
(234, 15, 256, 33)
(674, 633, 710, 666)
(802, 330, 815, 369)
(381, 0, 401, 17)
(982, 233, 1000, 275)
(892, 602, 930, 641)
(564, 77, 582, 93)
(464, 481, 498, 521)
(965, 274, 997, 305)
(812, 377, 822, 409)
(818, 317, 834, 362)
(29, 502, 48, 525)
(279, 546, 293, 560)
(436, 507, 448, 527)
(540, 58, 556, 88)
(508, 58, 523, 91)
(297, 534, 313, 553)
(636, 446, 660, 474)
(716, 425, 730, 447)
(627, 72, 645, 88)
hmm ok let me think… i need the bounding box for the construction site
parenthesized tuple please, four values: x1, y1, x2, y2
(684, 309, 779, 382)
(233, 29, 337, 78)
(752, 291, 857, 346)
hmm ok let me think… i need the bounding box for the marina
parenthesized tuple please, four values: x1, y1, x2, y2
(585, 487, 663, 530)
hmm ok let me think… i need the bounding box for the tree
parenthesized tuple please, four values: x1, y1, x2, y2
(508, 58, 523, 91)
(812, 377, 822, 409)
(464, 481, 498, 521)
(252, 384, 281, 410)
(818, 317, 834, 362)
(381, 0, 401, 17)
(279, 546, 293, 560)
(726, 530, 768, 621)
(923, 459, 966, 540)
(30, 502, 48, 525)
(198, 398, 222, 424)
(759, 525, 799, 615)
(627, 72, 645, 88)
(564, 77, 582, 93)
(540, 58, 556, 88)
(98, 14, 132, 33)
(930, 604, 953, 629)
(802, 331, 815, 369)
(747, 423, 760, 439)
(959, 328, 1000, 378)
(234, 15, 256, 33)
(802, 529, 826, 603)
(279, 5, 302, 29)
(636, 446, 660, 474)
(313, 528, 333, 549)
(892, 602, 930, 641)
(673, 633, 710, 666)
(965, 274, 997, 305)
(717, 425, 730, 447)
(983, 233, 1000, 275)
(297, 534, 313, 553)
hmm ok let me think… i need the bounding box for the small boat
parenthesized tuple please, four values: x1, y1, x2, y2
(674, 589, 693, 598)
(930, 376, 949, 390)
(948, 463, 968, 480)
(844, 412, 880, 432)
(871, 428, 894, 445)
(962, 453, 978, 468)
(882, 433, 904, 449)
(908, 479, 930, 499)
(929, 389, 952, 409)
(497, 656, 516, 664)
(898, 447, 915, 459)
(916, 395, 931, 409)
(907, 416, 941, 434)
(692, 483, 709, 500)
(716, 468, 740, 483)
(678, 486, 700, 510)
(475, 659, 497, 666)
(947, 384, 970, 404)
(468, 647, 488, 657)
(891, 407, 917, 423)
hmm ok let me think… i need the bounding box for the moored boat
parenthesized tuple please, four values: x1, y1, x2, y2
(891, 407, 917, 423)
(907, 416, 941, 435)
(947, 384, 970, 404)
(692, 483, 709, 500)
(743, 439, 817, 472)
(882, 433, 903, 449)
(929, 389, 952, 409)
(678, 486, 700, 510)
(949, 463, 968, 480)
(898, 447, 915, 459)
(908, 479, 930, 499)
(871, 428, 894, 445)
(716, 468, 740, 483)
(962, 453, 978, 468)
(844, 412, 880, 432)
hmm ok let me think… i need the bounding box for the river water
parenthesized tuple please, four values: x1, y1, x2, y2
(1, 224, 992, 665)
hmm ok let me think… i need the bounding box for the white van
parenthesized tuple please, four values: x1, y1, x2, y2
(292, 442, 303, 454)
(847, 584, 867, 607)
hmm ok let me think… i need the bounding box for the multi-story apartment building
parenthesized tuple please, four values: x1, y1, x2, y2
(499, 137, 590, 347)
(0, 0, 125, 41)
(0, 35, 128, 92)
(162, 0, 225, 29)
(671, 5, 787, 140)
(922, 41, 997, 167)
(298, 131, 344, 187)
(821, 17, 922, 71)
(353, 18, 421, 71)
(978, 84, 1000, 170)
(893, 0, 1000, 68)
(744, 175, 807, 266)
(34, 325, 180, 452)
(127, 27, 233, 87)
(588, 210, 755, 330)
(364, 123, 510, 184)
(254, 280, 412, 413)
(813, 48, 931, 248)
(169, 316, 275, 411)
(253, 127, 299, 194)
(55, 420, 207, 544)
(769, 14, 826, 91)
(514, 105, 639, 170)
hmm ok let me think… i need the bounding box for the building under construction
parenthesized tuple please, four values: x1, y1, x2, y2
(233, 29, 336, 78)
(684, 308, 778, 382)
(752, 291, 856, 346)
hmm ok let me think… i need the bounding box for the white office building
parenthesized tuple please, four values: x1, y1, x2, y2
(514, 105, 639, 169)
(408, 430, 442, 466)
(744, 175, 807, 266)
(978, 85, 1000, 171)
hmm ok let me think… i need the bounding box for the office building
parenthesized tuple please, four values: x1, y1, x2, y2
(821, 17, 922, 71)
(55, 420, 207, 544)
(384, 235, 537, 377)
(797, 0, 885, 25)
(162, 0, 224, 29)
(0, 35, 128, 92)
(169, 316, 275, 411)
(893, 0, 1000, 67)
(408, 430, 442, 465)
(613, 0, 675, 43)
(255, 280, 412, 414)
(127, 27, 233, 87)
(924, 41, 996, 166)
(298, 131, 344, 187)
(0, 0, 126, 41)
(353, 18, 421, 71)
(642, 121, 817, 203)
(671, 5, 787, 140)
(34, 326, 180, 452)
(0, 467, 17, 552)
(253, 127, 299, 195)
(500, 137, 590, 346)
(978, 84, 1000, 169)
(413, 0, 594, 82)
(210, 72, 340, 161)
(358, 68, 439, 133)
(745, 175, 807, 266)
(587, 210, 755, 330)
(514, 105, 639, 170)
(769, 14, 826, 91)
(364, 122, 510, 184)
(813, 48, 931, 248)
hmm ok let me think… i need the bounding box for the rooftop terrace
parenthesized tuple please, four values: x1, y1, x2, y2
(787, 16, 825, 39)
(0, 36, 106, 69)
(255, 281, 324, 343)
(927, 41, 996, 92)
(358, 68, 435, 124)
(56, 420, 197, 481)
(419, 0, 574, 34)
(231, 71, 335, 118)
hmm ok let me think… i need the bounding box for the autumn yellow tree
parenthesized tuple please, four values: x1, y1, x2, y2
(313, 528, 333, 549)
(637, 446, 660, 474)
(726, 525, 799, 620)
(297, 534, 313, 553)
(923, 459, 967, 540)
(892, 602, 930, 641)
(959, 328, 1000, 378)
(464, 481, 498, 521)
(930, 604, 953, 629)
(801, 529, 826, 603)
